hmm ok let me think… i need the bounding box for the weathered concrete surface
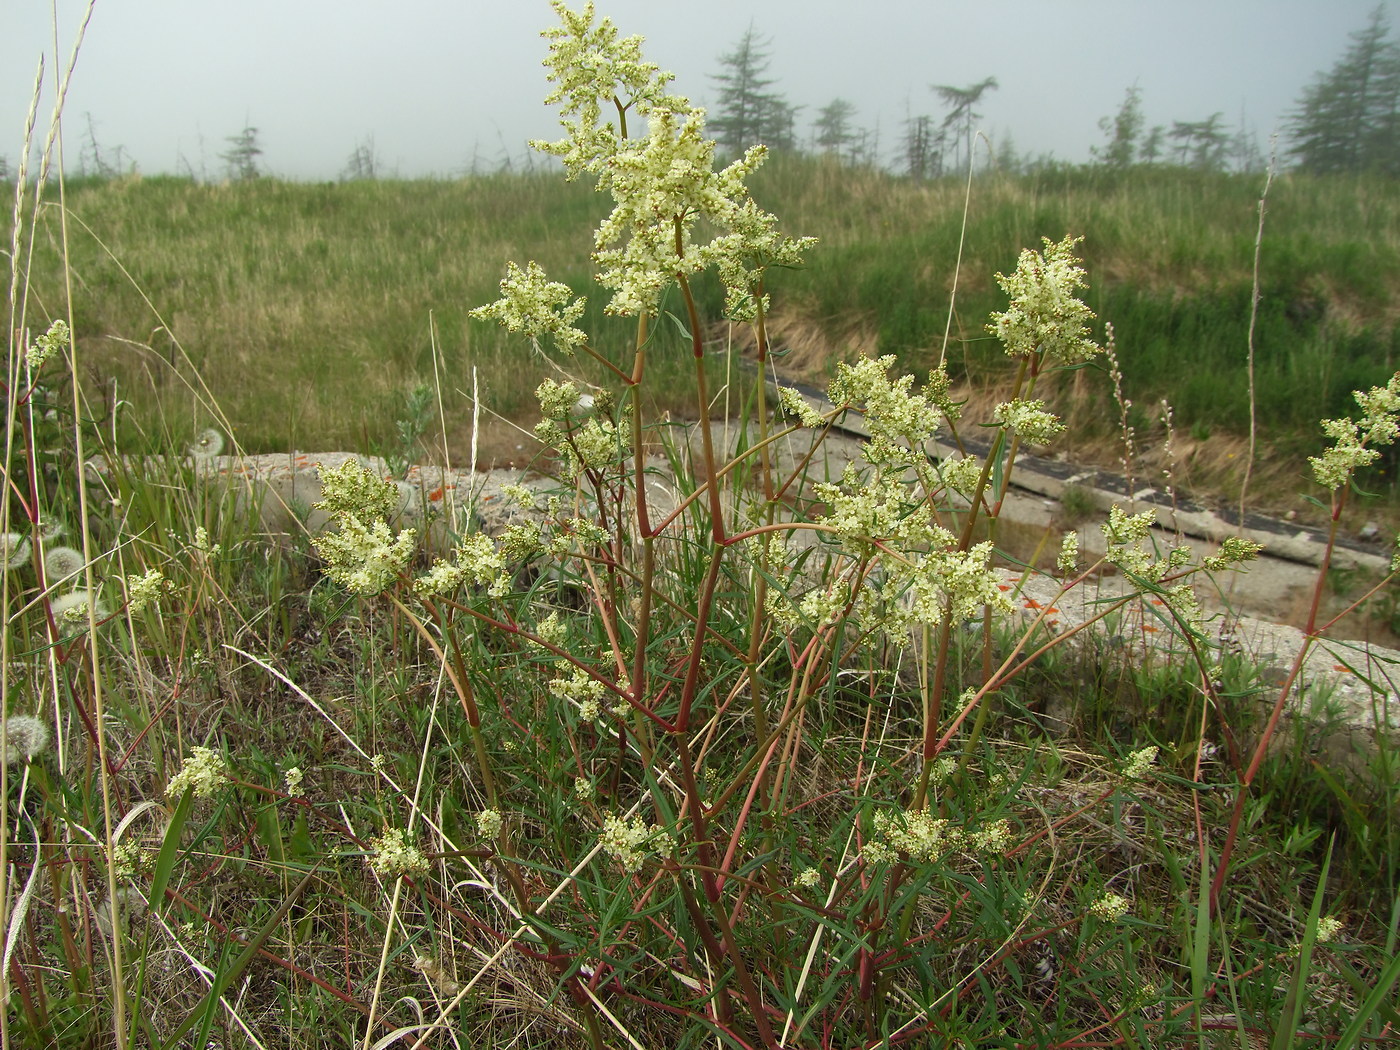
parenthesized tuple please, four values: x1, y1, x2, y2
(108, 420, 1396, 741)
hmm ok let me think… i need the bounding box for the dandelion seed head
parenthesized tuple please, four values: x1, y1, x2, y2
(4, 715, 51, 765)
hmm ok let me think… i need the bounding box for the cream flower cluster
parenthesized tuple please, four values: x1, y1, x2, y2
(1309, 373, 1400, 490)
(600, 813, 662, 873)
(312, 462, 417, 596)
(475, 3, 813, 335)
(988, 235, 1101, 364)
(367, 828, 430, 878)
(993, 398, 1065, 445)
(827, 355, 944, 461)
(860, 808, 1018, 865)
(26, 318, 69, 371)
(470, 261, 588, 354)
(166, 746, 229, 800)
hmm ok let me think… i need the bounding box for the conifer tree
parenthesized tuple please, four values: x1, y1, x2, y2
(1288, 6, 1400, 175)
(708, 27, 798, 156)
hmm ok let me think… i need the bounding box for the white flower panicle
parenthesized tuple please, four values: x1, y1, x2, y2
(1057, 530, 1080, 575)
(313, 462, 417, 595)
(989, 235, 1101, 364)
(476, 808, 504, 839)
(1202, 536, 1264, 572)
(26, 319, 69, 371)
(367, 828, 430, 878)
(993, 399, 1065, 445)
(166, 746, 229, 800)
(471, 4, 813, 334)
(124, 569, 168, 614)
(1309, 374, 1400, 490)
(827, 356, 944, 459)
(1121, 745, 1158, 780)
(533, 1, 683, 180)
(316, 517, 416, 595)
(470, 262, 588, 354)
(600, 813, 662, 873)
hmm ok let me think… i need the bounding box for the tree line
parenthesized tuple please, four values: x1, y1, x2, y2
(6, 7, 1395, 183)
(706, 6, 1400, 179)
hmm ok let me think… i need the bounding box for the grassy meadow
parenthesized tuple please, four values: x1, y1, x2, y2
(10, 159, 1400, 481)
(5, 12, 1400, 1048)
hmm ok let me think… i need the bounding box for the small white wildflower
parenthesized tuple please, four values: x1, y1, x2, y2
(573, 777, 593, 801)
(1315, 915, 1343, 944)
(794, 867, 821, 890)
(4, 715, 51, 765)
(1057, 530, 1080, 575)
(476, 808, 503, 839)
(2, 533, 31, 570)
(367, 828, 429, 879)
(110, 841, 144, 879)
(283, 766, 304, 798)
(778, 386, 827, 428)
(600, 813, 660, 873)
(993, 398, 1065, 445)
(166, 746, 229, 800)
(1122, 745, 1158, 780)
(988, 235, 1101, 364)
(1089, 892, 1131, 922)
(124, 569, 168, 614)
(25, 319, 69, 371)
(370, 753, 386, 773)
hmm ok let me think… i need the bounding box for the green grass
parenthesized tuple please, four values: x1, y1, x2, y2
(6, 10, 1400, 1045)
(6, 159, 1399, 460)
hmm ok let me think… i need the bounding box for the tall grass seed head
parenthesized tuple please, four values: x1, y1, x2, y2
(989, 235, 1100, 364)
(4, 714, 51, 765)
(166, 745, 229, 800)
(367, 828, 430, 878)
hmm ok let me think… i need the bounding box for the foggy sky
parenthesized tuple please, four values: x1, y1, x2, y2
(2, 1, 1394, 180)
